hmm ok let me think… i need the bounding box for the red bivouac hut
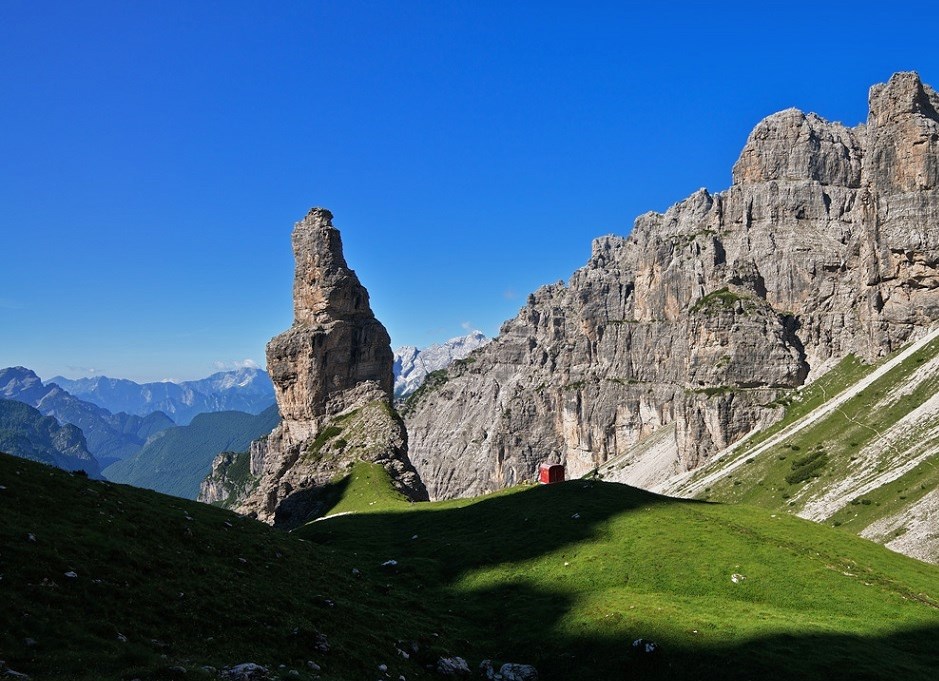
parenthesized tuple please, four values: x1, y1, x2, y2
(538, 463, 565, 484)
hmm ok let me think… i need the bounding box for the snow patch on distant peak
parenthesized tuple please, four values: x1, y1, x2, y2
(393, 331, 490, 399)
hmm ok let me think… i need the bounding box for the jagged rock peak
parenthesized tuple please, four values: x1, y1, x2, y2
(732, 108, 863, 187)
(868, 71, 939, 126)
(403, 71, 939, 503)
(291, 206, 377, 326)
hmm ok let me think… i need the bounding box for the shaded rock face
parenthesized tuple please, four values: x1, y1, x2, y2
(207, 208, 426, 524)
(405, 72, 939, 500)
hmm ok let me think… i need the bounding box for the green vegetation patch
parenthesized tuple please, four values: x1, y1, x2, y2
(785, 449, 829, 485)
(2, 453, 939, 680)
(305, 424, 343, 461)
(690, 287, 749, 314)
(401, 369, 450, 415)
(701, 335, 939, 530)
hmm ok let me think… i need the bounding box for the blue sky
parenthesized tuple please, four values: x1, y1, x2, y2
(2, 1, 938, 382)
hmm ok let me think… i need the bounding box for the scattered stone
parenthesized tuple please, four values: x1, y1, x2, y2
(571, 513, 580, 519)
(224, 521, 233, 528)
(0, 660, 31, 680)
(26, 533, 35, 542)
(352, 568, 361, 577)
(435, 656, 470, 677)
(287, 671, 300, 678)
(222, 663, 270, 680)
(479, 661, 539, 681)
(237, 557, 248, 564)
(631, 638, 661, 657)
(0, 484, 6, 490)
(312, 633, 330, 653)
(730, 573, 746, 583)
(499, 664, 538, 681)
(381, 559, 398, 571)
(200, 667, 217, 675)
(116, 632, 127, 642)
(64, 571, 78, 579)
(378, 663, 388, 672)
(166, 665, 187, 676)
(23, 638, 37, 647)
(479, 660, 498, 680)
(306, 661, 321, 671)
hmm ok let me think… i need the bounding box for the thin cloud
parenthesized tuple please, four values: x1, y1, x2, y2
(65, 366, 101, 376)
(213, 358, 261, 371)
(503, 289, 518, 300)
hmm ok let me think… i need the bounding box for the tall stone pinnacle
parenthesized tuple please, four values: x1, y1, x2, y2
(200, 208, 427, 525)
(267, 207, 394, 443)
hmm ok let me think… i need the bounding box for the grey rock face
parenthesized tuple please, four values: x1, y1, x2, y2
(405, 72, 939, 500)
(207, 208, 426, 524)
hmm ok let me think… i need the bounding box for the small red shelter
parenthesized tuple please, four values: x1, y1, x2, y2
(538, 463, 565, 484)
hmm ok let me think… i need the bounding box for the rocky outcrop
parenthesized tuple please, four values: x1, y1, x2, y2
(202, 208, 426, 525)
(405, 72, 939, 500)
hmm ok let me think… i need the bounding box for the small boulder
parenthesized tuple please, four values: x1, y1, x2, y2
(435, 656, 470, 677)
(312, 632, 330, 653)
(222, 663, 270, 680)
(500, 663, 538, 681)
(630, 638, 661, 657)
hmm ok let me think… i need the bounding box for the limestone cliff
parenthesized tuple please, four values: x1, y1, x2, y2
(405, 72, 939, 500)
(200, 208, 427, 525)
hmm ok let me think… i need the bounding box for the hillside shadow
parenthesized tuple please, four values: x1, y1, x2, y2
(297, 480, 939, 680)
(274, 475, 351, 529)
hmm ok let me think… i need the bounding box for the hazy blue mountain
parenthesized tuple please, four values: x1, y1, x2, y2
(0, 398, 101, 477)
(51, 368, 275, 425)
(103, 404, 280, 499)
(0, 367, 175, 464)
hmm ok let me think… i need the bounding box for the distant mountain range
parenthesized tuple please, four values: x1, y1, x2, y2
(0, 399, 101, 477)
(0, 367, 175, 468)
(51, 367, 275, 426)
(393, 330, 490, 398)
(103, 404, 280, 499)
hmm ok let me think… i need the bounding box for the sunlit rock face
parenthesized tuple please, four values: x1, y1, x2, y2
(201, 208, 426, 525)
(405, 72, 939, 500)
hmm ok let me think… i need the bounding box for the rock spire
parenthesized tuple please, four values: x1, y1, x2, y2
(200, 208, 427, 525)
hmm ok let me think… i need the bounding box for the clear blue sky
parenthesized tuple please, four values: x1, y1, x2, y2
(2, 1, 938, 382)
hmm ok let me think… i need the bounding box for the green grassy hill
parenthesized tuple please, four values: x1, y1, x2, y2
(102, 405, 279, 499)
(2, 452, 938, 680)
(664, 328, 939, 563)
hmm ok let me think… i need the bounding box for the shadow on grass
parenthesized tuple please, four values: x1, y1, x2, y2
(273, 474, 351, 529)
(297, 480, 939, 680)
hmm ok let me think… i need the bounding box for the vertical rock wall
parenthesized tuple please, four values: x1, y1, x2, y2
(404, 72, 939, 500)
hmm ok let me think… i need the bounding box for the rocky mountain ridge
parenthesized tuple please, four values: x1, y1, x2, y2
(393, 331, 490, 398)
(201, 208, 427, 525)
(0, 399, 101, 476)
(0, 366, 174, 468)
(51, 367, 274, 426)
(404, 71, 939, 500)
